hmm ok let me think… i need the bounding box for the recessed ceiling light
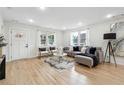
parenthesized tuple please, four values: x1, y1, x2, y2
(39, 7, 46, 11)
(28, 19, 34, 23)
(77, 22, 83, 26)
(106, 14, 113, 18)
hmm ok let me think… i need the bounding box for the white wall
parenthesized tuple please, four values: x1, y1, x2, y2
(37, 29, 64, 48)
(3, 16, 124, 61)
(0, 15, 3, 33)
(56, 31, 64, 48)
(63, 17, 124, 53)
(3, 21, 64, 61)
(63, 17, 124, 65)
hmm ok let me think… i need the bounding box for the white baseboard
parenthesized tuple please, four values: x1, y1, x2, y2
(6, 56, 38, 63)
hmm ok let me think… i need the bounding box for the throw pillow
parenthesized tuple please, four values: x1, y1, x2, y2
(89, 47, 96, 55)
(39, 48, 46, 51)
(85, 46, 91, 54)
(73, 46, 80, 51)
(81, 47, 87, 53)
(50, 47, 55, 50)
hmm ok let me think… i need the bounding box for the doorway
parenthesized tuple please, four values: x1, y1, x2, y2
(10, 29, 37, 61)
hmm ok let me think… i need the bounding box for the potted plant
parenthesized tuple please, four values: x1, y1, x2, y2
(0, 35, 7, 57)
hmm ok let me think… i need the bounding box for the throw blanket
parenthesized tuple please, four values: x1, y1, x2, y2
(78, 53, 98, 67)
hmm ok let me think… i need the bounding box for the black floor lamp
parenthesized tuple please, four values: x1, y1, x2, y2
(103, 33, 117, 67)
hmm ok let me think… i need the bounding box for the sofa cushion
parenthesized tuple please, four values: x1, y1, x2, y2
(73, 46, 80, 51)
(50, 47, 55, 50)
(63, 47, 69, 51)
(77, 53, 98, 67)
(89, 47, 96, 55)
(39, 48, 46, 51)
(85, 46, 91, 54)
(81, 47, 87, 53)
(73, 51, 83, 55)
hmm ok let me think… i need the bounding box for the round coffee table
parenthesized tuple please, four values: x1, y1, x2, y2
(53, 53, 67, 63)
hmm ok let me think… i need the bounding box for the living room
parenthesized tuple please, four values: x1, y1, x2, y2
(0, 7, 124, 85)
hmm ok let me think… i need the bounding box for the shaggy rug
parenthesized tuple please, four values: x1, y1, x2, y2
(44, 57, 74, 69)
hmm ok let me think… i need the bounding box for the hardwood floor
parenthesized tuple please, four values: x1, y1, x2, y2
(0, 57, 124, 85)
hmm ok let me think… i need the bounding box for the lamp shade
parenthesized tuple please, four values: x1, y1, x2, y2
(103, 33, 116, 39)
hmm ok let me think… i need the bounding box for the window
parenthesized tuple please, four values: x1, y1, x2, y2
(39, 31, 56, 47)
(80, 31, 87, 46)
(71, 32, 78, 46)
(70, 30, 88, 46)
(48, 34, 55, 45)
(40, 34, 47, 45)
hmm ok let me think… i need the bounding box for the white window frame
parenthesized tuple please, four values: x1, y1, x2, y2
(47, 33, 56, 46)
(70, 30, 89, 46)
(71, 32, 79, 46)
(79, 30, 87, 46)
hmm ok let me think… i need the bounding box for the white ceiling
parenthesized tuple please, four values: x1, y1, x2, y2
(0, 7, 124, 30)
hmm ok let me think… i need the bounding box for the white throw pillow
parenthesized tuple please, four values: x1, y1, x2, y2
(81, 47, 87, 53)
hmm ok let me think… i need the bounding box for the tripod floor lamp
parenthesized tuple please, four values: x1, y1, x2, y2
(103, 33, 117, 67)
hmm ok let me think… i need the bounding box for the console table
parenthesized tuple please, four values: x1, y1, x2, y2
(0, 55, 6, 80)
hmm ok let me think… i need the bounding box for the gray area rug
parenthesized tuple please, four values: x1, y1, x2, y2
(44, 57, 74, 69)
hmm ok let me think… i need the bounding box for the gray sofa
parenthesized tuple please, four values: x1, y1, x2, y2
(75, 55, 93, 68)
(63, 46, 83, 57)
(63, 46, 104, 68)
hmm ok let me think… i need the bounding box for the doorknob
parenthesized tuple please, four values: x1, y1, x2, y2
(25, 44, 28, 48)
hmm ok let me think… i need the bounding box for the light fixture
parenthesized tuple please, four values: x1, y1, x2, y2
(28, 19, 34, 23)
(39, 7, 46, 11)
(106, 14, 113, 18)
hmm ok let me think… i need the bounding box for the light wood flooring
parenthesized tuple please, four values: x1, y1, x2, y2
(0, 57, 124, 85)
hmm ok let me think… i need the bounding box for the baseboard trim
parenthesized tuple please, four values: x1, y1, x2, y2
(7, 56, 39, 63)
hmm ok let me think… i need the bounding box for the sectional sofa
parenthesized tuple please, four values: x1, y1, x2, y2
(63, 46, 104, 67)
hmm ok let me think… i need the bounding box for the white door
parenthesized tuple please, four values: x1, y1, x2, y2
(28, 30, 37, 58)
(11, 30, 29, 60)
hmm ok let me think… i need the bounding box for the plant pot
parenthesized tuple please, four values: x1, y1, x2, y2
(0, 47, 2, 57)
